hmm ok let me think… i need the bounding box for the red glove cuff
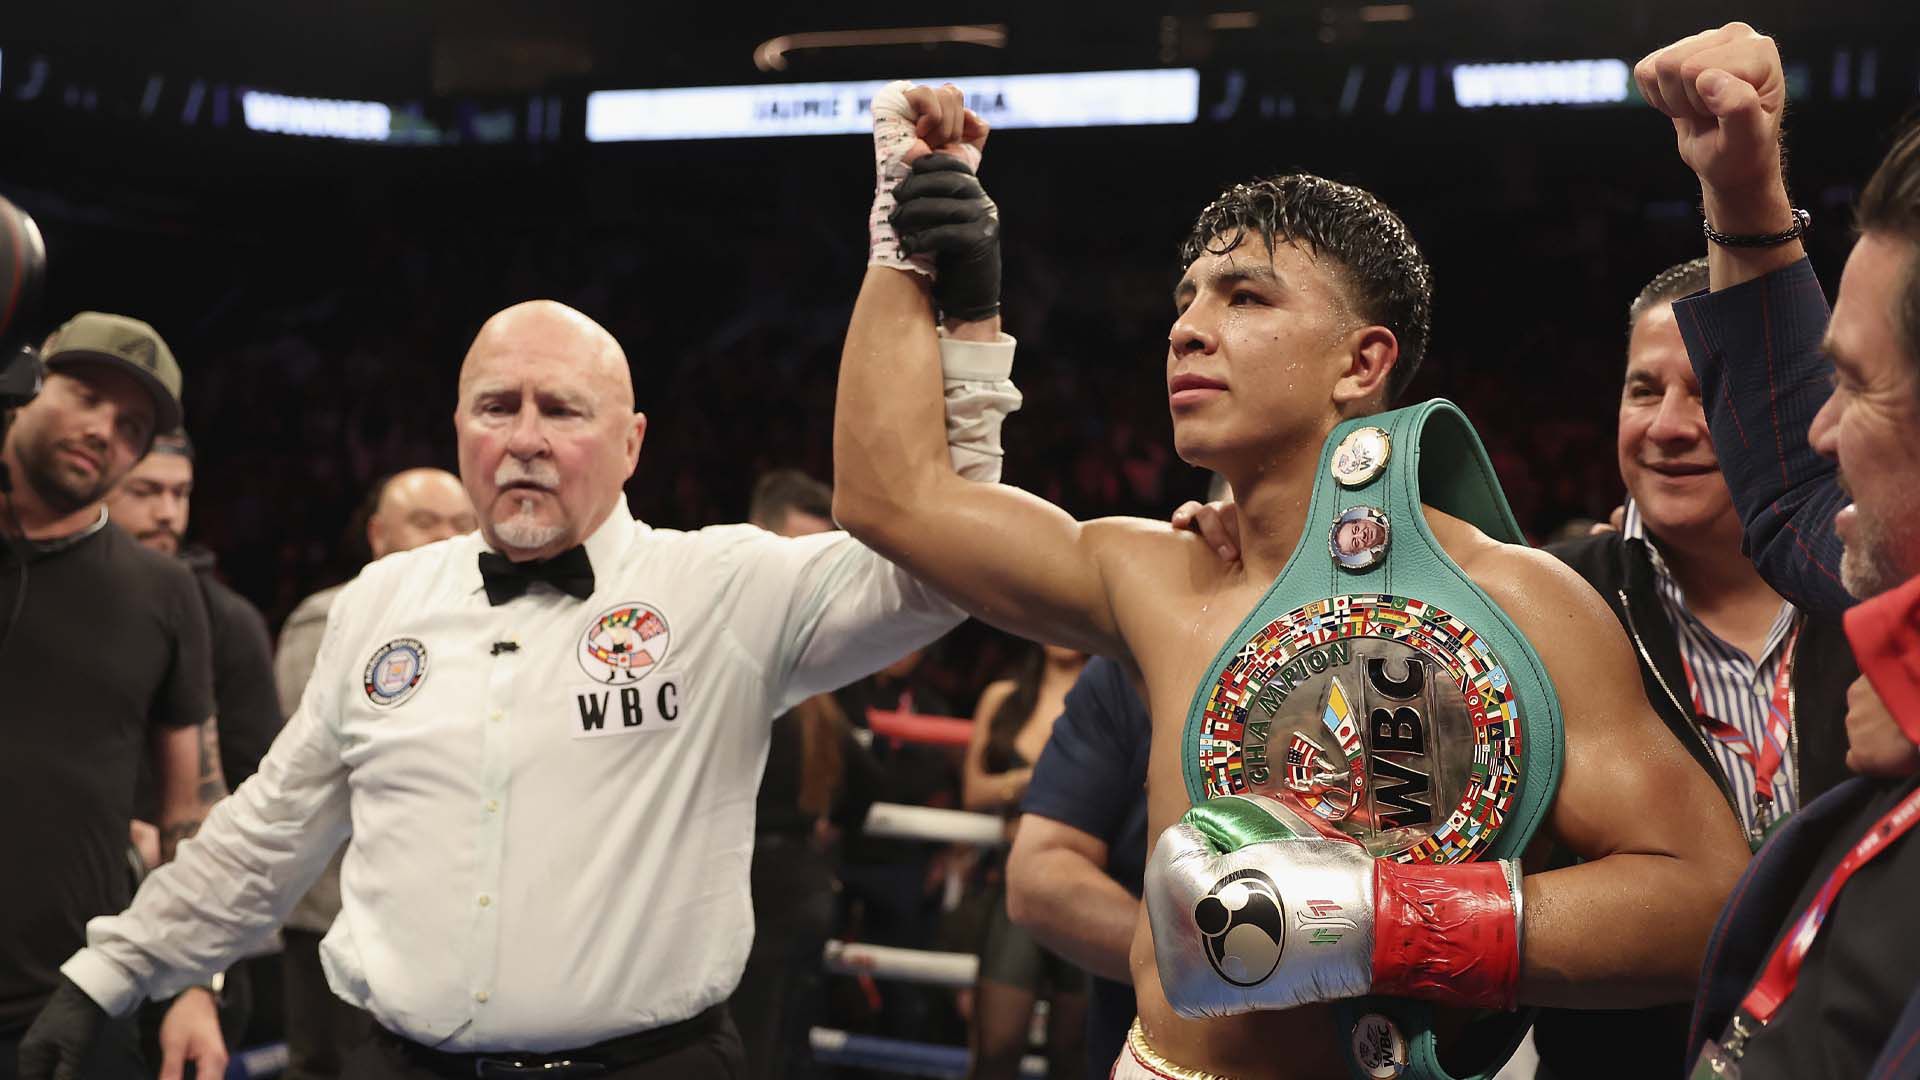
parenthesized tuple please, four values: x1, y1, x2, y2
(1369, 858, 1521, 1010)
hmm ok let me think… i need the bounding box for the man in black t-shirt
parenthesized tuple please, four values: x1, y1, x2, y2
(107, 429, 282, 796)
(105, 426, 284, 1059)
(0, 312, 226, 1080)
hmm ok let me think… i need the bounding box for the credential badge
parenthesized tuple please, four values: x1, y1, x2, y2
(1331, 426, 1391, 488)
(578, 602, 672, 683)
(1330, 506, 1390, 571)
(363, 638, 428, 707)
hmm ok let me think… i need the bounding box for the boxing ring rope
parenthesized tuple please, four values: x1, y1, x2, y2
(824, 939, 979, 987)
(863, 801, 1008, 846)
(809, 1026, 1048, 1079)
(801, 789, 1044, 1077)
(866, 707, 976, 748)
(229, 1043, 289, 1079)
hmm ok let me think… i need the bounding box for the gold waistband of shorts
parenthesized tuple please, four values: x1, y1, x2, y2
(1126, 1018, 1239, 1080)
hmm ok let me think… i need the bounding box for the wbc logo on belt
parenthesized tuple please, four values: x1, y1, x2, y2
(1191, 594, 1523, 865)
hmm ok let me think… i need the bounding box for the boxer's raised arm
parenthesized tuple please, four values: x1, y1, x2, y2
(834, 264, 1131, 657)
(832, 82, 1136, 657)
(1635, 22, 1803, 290)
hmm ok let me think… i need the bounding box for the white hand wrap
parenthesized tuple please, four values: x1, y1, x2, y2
(868, 80, 932, 276)
(868, 80, 986, 275)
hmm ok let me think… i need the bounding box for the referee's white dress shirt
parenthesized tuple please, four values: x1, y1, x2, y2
(63, 334, 1020, 1052)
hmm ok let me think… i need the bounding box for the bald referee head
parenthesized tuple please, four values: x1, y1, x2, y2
(455, 300, 645, 563)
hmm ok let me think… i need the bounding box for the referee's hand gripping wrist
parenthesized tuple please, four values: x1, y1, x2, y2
(890, 154, 1002, 322)
(17, 976, 110, 1080)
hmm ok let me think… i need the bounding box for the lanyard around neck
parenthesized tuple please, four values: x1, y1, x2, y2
(1678, 622, 1801, 820)
(1741, 782, 1920, 1025)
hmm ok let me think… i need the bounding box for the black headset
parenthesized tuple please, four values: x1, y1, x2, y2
(0, 193, 47, 660)
(0, 194, 47, 413)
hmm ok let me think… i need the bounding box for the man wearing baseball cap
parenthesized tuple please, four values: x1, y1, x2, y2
(0, 311, 227, 1079)
(38, 312, 184, 435)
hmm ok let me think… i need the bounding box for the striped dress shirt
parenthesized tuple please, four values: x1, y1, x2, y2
(1623, 499, 1801, 840)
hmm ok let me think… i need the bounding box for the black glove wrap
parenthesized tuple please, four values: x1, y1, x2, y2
(17, 977, 108, 1080)
(888, 154, 1001, 322)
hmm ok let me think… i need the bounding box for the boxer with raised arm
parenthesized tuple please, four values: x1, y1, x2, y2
(834, 83, 1748, 1079)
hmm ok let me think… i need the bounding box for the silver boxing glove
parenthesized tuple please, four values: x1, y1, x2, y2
(1146, 794, 1523, 1018)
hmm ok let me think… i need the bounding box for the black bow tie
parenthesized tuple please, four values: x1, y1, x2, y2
(478, 546, 596, 606)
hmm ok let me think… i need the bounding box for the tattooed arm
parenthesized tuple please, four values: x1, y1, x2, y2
(153, 716, 229, 864)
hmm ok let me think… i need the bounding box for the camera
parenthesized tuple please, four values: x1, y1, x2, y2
(0, 194, 48, 411)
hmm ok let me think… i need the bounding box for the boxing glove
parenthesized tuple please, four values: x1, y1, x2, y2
(1145, 793, 1523, 1018)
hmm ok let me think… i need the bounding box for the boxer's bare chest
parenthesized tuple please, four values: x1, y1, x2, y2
(1108, 556, 1277, 840)
(1101, 568, 1346, 1076)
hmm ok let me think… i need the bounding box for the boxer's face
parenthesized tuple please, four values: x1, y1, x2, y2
(456, 303, 644, 562)
(107, 450, 193, 555)
(1168, 236, 1369, 471)
(1617, 301, 1741, 550)
(5, 368, 154, 516)
(1811, 233, 1920, 598)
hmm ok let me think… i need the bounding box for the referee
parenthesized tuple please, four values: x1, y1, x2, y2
(18, 299, 1020, 1079)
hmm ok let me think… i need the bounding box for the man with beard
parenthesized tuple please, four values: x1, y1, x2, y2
(18, 299, 1019, 1080)
(1639, 22, 1920, 1076)
(0, 312, 227, 1079)
(107, 430, 281, 798)
(104, 429, 282, 1067)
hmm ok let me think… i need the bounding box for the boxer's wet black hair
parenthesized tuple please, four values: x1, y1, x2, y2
(1858, 119, 1920, 368)
(1181, 174, 1432, 402)
(1626, 258, 1710, 337)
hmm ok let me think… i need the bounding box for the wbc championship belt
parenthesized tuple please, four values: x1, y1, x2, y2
(1181, 400, 1564, 1080)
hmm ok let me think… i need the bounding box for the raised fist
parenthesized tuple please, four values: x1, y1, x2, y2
(867, 81, 989, 273)
(1634, 22, 1787, 200)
